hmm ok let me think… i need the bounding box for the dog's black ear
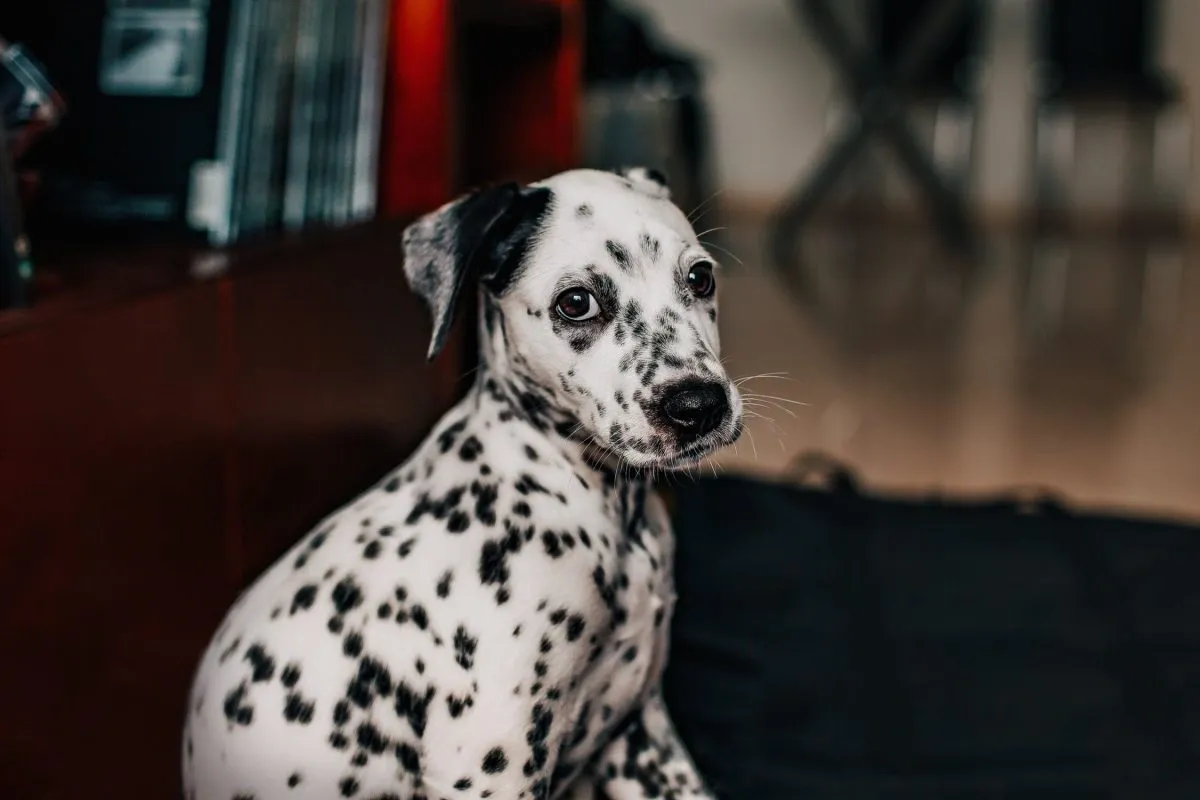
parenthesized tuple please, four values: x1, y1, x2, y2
(614, 166, 671, 200)
(402, 182, 551, 361)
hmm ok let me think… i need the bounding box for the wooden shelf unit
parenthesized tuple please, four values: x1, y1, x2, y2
(0, 1, 583, 796)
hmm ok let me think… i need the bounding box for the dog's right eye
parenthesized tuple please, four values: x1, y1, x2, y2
(554, 288, 600, 321)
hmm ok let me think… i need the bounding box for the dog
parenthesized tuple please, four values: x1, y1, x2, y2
(182, 167, 744, 800)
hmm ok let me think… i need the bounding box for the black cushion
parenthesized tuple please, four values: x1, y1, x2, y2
(663, 465, 1200, 799)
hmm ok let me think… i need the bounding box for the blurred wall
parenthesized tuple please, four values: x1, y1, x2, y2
(622, 0, 1199, 220)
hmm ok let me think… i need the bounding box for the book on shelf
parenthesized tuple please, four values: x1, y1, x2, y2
(198, 0, 391, 246)
(6, 0, 391, 250)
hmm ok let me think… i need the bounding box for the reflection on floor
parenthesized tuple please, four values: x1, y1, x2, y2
(709, 219, 1200, 524)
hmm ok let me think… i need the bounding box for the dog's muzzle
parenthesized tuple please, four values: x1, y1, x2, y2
(659, 379, 731, 441)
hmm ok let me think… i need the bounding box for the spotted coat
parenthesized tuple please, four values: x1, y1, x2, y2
(183, 168, 743, 800)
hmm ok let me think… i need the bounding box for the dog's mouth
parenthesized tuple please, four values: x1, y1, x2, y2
(657, 413, 744, 469)
(611, 410, 744, 472)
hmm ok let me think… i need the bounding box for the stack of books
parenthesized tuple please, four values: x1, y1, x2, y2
(189, 0, 391, 245)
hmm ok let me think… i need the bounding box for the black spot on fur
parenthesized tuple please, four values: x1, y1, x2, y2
(483, 747, 509, 774)
(640, 232, 661, 262)
(223, 682, 254, 726)
(446, 694, 469, 718)
(458, 435, 483, 461)
(394, 682, 435, 737)
(410, 604, 428, 630)
(542, 530, 564, 558)
(291, 584, 317, 615)
(606, 240, 633, 272)
(396, 742, 421, 773)
(283, 692, 315, 724)
(479, 540, 509, 586)
(407, 485, 467, 526)
(447, 509, 471, 533)
(644, 167, 668, 186)
(454, 625, 478, 670)
(331, 577, 364, 615)
(524, 704, 554, 776)
(566, 614, 586, 642)
(576, 203, 593, 218)
(436, 570, 454, 598)
(473, 481, 499, 526)
(357, 721, 390, 754)
(515, 474, 549, 495)
(437, 418, 468, 454)
(280, 663, 301, 689)
(244, 643, 275, 683)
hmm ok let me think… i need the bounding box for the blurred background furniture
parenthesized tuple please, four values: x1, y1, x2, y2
(1023, 0, 1190, 344)
(0, 35, 64, 309)
(581, 0, 717, 232)
(770, 0, 986, 270)
(666, 458, 1200, 799)
(0, 2, 581, 797)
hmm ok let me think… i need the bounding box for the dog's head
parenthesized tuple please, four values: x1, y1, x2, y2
(402, 167, 743, 470)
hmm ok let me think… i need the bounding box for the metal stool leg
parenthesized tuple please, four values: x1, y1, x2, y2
(771, 0, 978, 268)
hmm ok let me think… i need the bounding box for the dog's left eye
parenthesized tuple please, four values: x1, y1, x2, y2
(687, 261, 716, 298)
(554, 288, 600, 321)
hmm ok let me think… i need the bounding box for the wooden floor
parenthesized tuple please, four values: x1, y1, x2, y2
(709, 220, 1200, 524)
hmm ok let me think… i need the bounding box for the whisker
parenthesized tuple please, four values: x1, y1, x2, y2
(734, 372, 795, 386)
(742, 397, 798, 419)
(741, 391, 810, 408)
(741, 408, 786, 432)
(686, 188, 727, 224)
(693, 225, 727, 241)
(698, 239, 745, 267)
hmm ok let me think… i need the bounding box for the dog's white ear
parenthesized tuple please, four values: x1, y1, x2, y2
(615, 166, 671, 200)
(402, 182, 550, 361)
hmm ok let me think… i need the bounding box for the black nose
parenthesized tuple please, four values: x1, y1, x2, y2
(661, 381, 730, 439)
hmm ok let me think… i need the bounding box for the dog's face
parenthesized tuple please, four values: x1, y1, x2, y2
(403, 168, 743, 470)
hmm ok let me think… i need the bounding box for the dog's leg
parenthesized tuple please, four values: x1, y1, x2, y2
(590, 691, 716, 799)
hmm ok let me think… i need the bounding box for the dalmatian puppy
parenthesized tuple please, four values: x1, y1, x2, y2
(182, 167, 744, 800)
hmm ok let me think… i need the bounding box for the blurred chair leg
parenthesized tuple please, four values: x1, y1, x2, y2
(771, 0, 978, 270)
(879, 110, 975, 252)
(770, 120, 871, 270)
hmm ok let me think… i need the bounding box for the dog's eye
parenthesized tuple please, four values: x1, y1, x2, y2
(687, 261, 716, 298)
(554, 288, 600, 321)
